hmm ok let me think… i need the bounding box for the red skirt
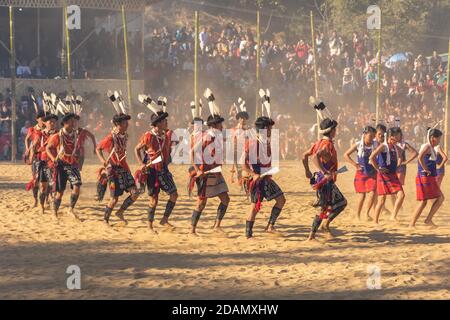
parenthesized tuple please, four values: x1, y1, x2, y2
(377, 172, 403, 195)
(354, 170, 377, 193)
(416, 175, 442, 201)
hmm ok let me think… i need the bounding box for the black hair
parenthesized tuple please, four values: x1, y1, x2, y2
(388, 127, 402, 138)
(376, 124, 387, 133)
(363, 126, 376, 134)
(429, 128, 443, 138)
(113, 113, 131, 126)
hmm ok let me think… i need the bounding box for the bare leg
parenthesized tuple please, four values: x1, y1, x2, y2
(374, 195, 386, 224)
(265, 195, 286, 234)
(356, 193, 366, 220)
(409, 200, 427, 228)
(365, 191, 375, 221)
(53, 191, 64, 220)
(148, 196, 158, 234)
(39, 182, 48, 215)
(391, 190, 405, 221)
(213, 192, 230, 231)
(190, 198, 207, 236)
(68, 185, 81, 221)
(104, 197, 118, 226)
(160, 192, 178, 228)
(424, 195, 444, 228)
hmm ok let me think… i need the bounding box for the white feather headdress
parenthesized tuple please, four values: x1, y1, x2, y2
(259, 89, 271, 118)
(138, 94, 163, 115)
(204, 88, 221, 117)
(190, 100, 203, 119)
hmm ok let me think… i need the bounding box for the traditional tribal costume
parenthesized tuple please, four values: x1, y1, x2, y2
(305, 102, 347, 240)
(354, 132, 377, 194)
(376, 139, 403, 196)
(230, 98, 251, 193)
(436, 149, 446, 184)
(25, 110, 46, 205)
(31, 113, 59, 213)
(409, 128, 445, 228)
(244, 89, 285, 238)
(187, 101, 205, 198)
(136, 94, 178, 231)
(416, 133, 442, 201)
(97, 90, 138, 225)
(47, 113, 83, 219)
(190, 88, 230, 235)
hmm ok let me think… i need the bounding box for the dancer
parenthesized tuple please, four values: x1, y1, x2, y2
(96, 91, 139, 226)
(25, 110, 46, 207)
(410, 128, 445, 228)
(435, 142, 448, 187)
(135, 95, 178, 233)
(396, 130, 418, 186)
(244, 89, 285, 239)
(344, 126, 377, 221)
(46, 113, 82, 220)
(230, 98, 250, 189)
(302, 102, 347, 241)
(369, 127, 405, 224)
(29, 112, 59, 215)
(190, 88, 230, 236)
(187, 101, 205, 198)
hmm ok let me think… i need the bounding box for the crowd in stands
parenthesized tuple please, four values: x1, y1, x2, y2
(0, 20, 448, 162)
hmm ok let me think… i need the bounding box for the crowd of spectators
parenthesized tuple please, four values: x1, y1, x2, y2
(0, 21, 448, 162)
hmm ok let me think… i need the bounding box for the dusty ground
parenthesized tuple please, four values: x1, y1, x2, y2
(1, 161, 449, 299)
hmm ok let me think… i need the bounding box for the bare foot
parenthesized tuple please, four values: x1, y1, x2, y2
(160, 220, 176, 230)
(115, 212, 128, 225)
(321, 225, 335, 239)
(424, 221, 438, 229)
(148, 227, 158, 235)
(213, 227, 227, 236)
(265, 227, 283, 237)
(33, 200, 38, 208)
(189, 231, 200, 237)
(408, 224, 417, 229)
(40, 207, 45, 215)
(68, 208, 80, 221)
(366, 215, 373, 222)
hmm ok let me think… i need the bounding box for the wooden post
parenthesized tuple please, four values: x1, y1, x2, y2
(256, 10, 261, 118)
(375, 13, 382, 123)
(64, 5, 73, 94)
(444, 39, 450, 154)
(310, 11, 320, 139)
(122, 5, 133, 118)
(194, 11, 199, 117)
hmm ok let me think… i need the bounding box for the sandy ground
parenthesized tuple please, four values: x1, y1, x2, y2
(0, 161, 449, 300)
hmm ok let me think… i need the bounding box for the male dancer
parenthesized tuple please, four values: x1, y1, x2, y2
(243, 115, 285, 239)
(344, 126, 377, 221)
(190, 89, 230, 236)
(230, 98, 250, 189)
(25, 110, 46, 207)
(29, 113, 59, 215)
(302, 113, 347, 241)
(74, 119, 96, 172)
(410, 128, 445, 228)
(96, 94, 139, 226)
(46, 113, 82, 220)
(135, 99, 178, 233)
(369, 127, 405, 224)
